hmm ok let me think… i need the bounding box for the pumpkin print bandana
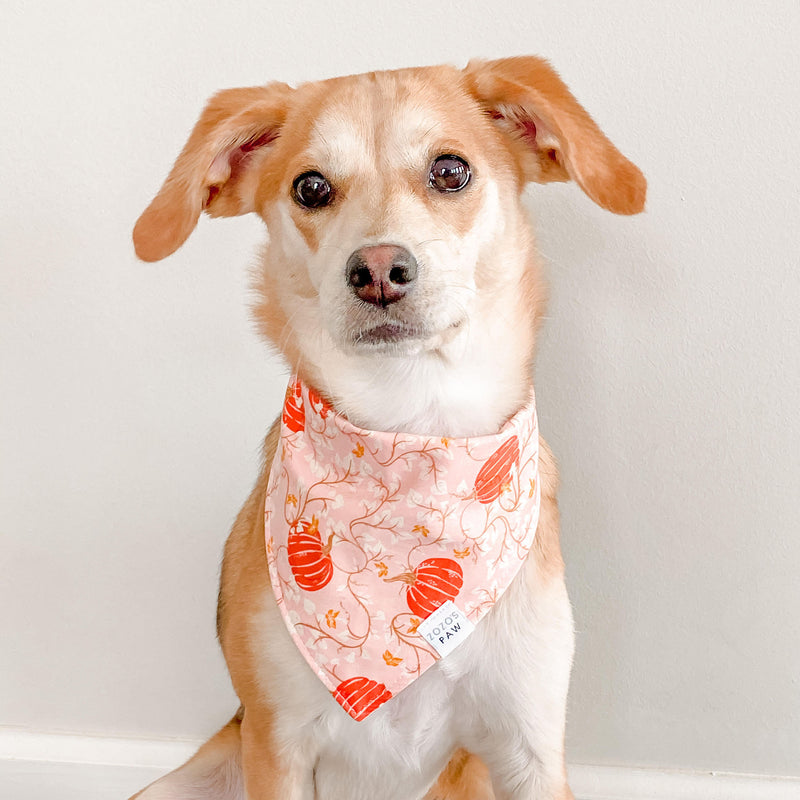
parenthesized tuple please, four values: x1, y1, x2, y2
(265, 378, 541, 721)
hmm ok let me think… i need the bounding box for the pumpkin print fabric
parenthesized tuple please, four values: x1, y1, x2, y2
(265, 378, 541, 720)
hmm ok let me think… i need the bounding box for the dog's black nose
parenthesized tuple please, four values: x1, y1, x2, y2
(345, 245, 418, 307)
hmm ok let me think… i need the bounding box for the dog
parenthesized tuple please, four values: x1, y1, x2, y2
(131, 56, 645, 800)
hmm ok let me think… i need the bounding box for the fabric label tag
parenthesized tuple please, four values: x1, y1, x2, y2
(416, 600, 476, 657)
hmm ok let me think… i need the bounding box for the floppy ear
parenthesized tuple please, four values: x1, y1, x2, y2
(464, 56, 646, 214)
(133, 83, 293, 262)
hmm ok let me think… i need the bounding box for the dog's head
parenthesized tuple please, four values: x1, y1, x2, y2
(134, 57, 644, 418)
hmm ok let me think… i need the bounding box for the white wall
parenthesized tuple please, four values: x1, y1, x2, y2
(2, 0, 799, 780)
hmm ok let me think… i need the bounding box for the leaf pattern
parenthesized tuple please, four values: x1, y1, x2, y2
(325, 609, 340, 628)
(265, 378, 541, 720)
(383, 650, 403, 666)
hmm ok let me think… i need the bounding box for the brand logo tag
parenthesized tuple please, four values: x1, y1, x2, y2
(416, 600, 475, 657)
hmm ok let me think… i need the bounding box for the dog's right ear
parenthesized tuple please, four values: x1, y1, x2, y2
(133, 83, 292, 262)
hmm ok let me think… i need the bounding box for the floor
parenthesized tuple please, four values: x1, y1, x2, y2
(4, 757, 800, 800)
(0, 760, 166, 800)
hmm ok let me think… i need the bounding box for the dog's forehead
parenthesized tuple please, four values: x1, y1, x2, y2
(302, 70, 470, 177)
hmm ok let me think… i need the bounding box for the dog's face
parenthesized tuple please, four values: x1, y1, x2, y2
(260, 67, 515, 360)
(134, 58, 645, 397)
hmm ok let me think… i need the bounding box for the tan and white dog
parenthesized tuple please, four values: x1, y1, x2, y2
(131, 56, 645, 800)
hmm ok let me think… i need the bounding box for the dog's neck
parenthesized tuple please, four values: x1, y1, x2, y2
(312, 320, 534, 439)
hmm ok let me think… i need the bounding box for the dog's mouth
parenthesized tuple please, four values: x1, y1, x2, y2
(355, 323, 424, 345)
(351, 319, 465, 349)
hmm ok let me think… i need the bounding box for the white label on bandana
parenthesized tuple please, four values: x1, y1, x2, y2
(417, 601, 476, 657)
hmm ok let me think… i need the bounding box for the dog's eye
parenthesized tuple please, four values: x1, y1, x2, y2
(429, 155, 471, 193)
(292, 171, 333, 209)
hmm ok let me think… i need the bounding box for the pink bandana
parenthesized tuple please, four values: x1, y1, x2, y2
(265, 378, 540, 721)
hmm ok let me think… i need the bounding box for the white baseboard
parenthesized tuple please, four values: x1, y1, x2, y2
(0, 730, 202, 800)
(567, 763, 800, 800)
(0, 728, 200, 769)
(1, 729, 799, 800)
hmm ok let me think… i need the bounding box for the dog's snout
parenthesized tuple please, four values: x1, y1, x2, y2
(346, 245, 418, 308)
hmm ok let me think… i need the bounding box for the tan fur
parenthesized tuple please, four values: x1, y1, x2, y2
(131, 56, 643, 800)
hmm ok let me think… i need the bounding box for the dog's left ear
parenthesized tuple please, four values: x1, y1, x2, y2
(464, 56, 646, 214)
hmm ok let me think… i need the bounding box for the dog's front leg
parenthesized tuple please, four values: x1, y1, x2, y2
(458, 567, 575, 800)
(240, 702, 316, 800)
(488, 604, 574, 800)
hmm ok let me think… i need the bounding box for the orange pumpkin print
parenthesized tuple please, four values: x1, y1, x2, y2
(334, 676, 392, 721)
(387, 557, 464, 618)
(307, 385, 333, 419)
(474, 435, 519, 503)
(282, 379, 305, 433)
(287, 517, 334, 592)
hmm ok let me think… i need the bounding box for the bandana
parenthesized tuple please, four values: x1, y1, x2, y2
(265, 378, 540, 721)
